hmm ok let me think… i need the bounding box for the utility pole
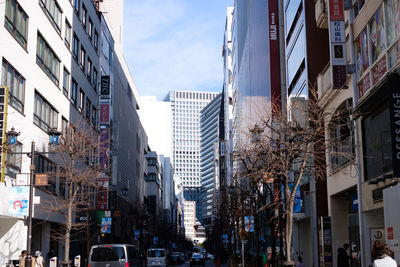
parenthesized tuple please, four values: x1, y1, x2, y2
(26, 141, 35, 267)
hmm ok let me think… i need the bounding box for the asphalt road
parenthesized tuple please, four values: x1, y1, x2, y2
(172, 260, 225, 267)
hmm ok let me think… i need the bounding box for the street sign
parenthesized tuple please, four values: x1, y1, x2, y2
(35, 173, 48, 186)
(239, 229, 248, 239)
(0, 86, 9, 183)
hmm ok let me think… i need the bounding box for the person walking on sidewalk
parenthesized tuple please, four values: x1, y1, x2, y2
(337, 243, 350, 267)
(19, 251, 27, 267)
(373, 243, 397, 267)
(33, 251, 44, 267)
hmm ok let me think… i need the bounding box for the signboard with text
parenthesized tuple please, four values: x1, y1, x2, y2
(389, 75, 400, 177)
(100, 76, 110, 98)
(268, 0, 281, 113)
(328, 0, 347, 89)
(99, 103, 110, 125)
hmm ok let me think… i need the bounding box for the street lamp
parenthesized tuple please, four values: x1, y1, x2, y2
(5, 127, 61, 267)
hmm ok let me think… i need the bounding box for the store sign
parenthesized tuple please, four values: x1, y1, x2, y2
(100, 76, 110, 98)
(328, 0, 347, 89)
(358, 73, 371, 99)
(100, 128, 110, 170)
(99, 103, 110, 124)
(372, 55, 387, 86)
(244, 216, 254, 232)
(390, 82, 400, 177)
(268, 0, 281, 113)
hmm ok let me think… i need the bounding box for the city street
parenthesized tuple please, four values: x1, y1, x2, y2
(172, 261, 226, 267)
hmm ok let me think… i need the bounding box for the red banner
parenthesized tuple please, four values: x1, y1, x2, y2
(372, 55, 387, 86)
(269, 0, 281, 113)
(99, 103, 110, 124)
(329, 0, 344, 20)
(358, 73, 371, 99)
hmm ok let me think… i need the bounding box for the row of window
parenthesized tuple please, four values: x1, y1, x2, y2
(1, 59, 97, 133)
(72, 34, 99, 89)
(175, 92, 217, 100)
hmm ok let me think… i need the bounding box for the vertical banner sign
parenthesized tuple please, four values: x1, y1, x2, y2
(0, 87, 9, 182)
(268, 0, 281, 113)
(328, 0, 347, 89)
(99, 103, 110, 125)
(8, 186, 29, 216)
(101, 217, 111, 233)
(389, 78, 400, 177)
(100, 128, 110, 170)
(100, 76, 110, 98)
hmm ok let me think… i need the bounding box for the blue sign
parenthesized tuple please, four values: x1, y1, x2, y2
(223, 234, 228, 243)
(134, 229, 140, 240)
(244, 216, 254, 232)
(8, 186, 29, 216)
(101, 217, 112, 233)
(282, 184, 304, 213)
(352, 194, 358, 211)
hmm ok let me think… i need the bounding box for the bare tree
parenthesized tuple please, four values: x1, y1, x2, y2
(233, 89, 353, 265)
(39, 119, 110, 266)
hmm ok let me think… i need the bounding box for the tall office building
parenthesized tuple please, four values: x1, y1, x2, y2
(166, 90, 218, 238)
(199, 94, 223, 227)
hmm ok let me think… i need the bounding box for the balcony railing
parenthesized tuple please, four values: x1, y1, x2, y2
(317, 63, 332, 99)
(315, 0, 328, 29)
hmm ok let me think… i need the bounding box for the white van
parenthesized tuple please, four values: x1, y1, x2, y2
(146, 248, 166, 267)
(89, 244, 142, 267)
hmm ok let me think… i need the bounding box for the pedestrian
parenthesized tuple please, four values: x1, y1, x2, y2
(372, 243, 397, 267)
(337, 243, 350, 267)
(295, 256, 305, 267)
(19, 251, 27, 267)
(33, 251, 44, 267)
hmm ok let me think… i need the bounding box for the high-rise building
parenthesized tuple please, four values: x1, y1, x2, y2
(166, 90, 218, 238)
(199, 93, 223, 227)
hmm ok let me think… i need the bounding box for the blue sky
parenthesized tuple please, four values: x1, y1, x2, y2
(123, 0, 233, 100)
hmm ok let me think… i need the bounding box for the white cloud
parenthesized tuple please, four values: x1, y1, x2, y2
(123, 0, 229, 99)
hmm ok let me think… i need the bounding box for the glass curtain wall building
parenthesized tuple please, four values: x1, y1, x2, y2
(199, 94, 223, 228)
(166, 90, 218, 235)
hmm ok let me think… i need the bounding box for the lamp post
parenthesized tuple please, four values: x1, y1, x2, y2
(5, 128, 61, 267)
(26, 141, 35, 267)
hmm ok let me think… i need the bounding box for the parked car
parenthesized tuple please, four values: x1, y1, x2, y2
(171, 252, 184, 264)
(190, 253, 205, 267)
(207, 253, 214, 261)
(146, 248, 167, 267)
(89, 244, 142, 267)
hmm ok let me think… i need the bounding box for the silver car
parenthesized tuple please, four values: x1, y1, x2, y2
(146, 248, 166, 267)
(89, 244, 142, 267)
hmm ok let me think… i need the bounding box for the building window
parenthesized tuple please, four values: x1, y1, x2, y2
(65, 19, 71, 48)
(94, 30, 99, 51)
(87, 57, 92, 80)
(35, 154, 56, 193)
(88, 17, 93, 40)
(36, 32, 60, 85)
(61, 116, 68, 137)
(1, 59, 25, 113)
(6, 142, 22, 178)
(79, 89, 85, 113)
(63, 68, 69, 97)
(93, 67, 98, 89)
(80, 46, 86, 70)
(328, 99, 353, 173)
(73, 0, 80, 15)
(91, 106, 96, 126)
(85, 97, 91, 121)
(72, 34, 79, 59)
(362, 100, 392, 181)
(39, 0, 62, 33)
(4, 0, 28, 48)
(34, 91, 58, 132)
(71, 79, 77, 106)
(81, 4, 87, 28)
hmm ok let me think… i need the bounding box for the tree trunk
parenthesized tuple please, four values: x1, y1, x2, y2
(64, 199, 72, 267)
(285, 199, 294, 265)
